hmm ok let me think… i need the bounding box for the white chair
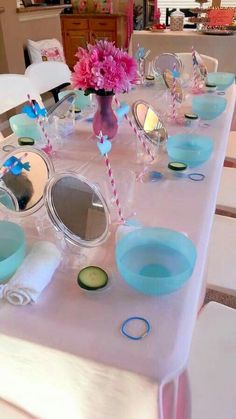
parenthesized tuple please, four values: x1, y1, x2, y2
(25, 61, 71, 102)
(176, 52, 218, 74)
(0, 74, 42, 115)
(188, 302, 236, 419)
(216, 166, 236, 215)
(206, 214, 236, 295)
(225, 131, 236, 164)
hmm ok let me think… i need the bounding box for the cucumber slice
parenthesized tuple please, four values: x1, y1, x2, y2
(18, 137, 35, 146)
(77, 266, 109, 290)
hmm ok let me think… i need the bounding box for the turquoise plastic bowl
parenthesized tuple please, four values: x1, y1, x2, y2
(192, 95, 227, 120)
(58, 90, 90, 111)
(0, 220, 25, 283)
(9, 113, 41, 141)
(115, 227, 196, 296)
(207, 72, 235, 91)
(167, 133, 213, 167)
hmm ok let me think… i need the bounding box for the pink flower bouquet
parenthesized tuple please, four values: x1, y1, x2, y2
(72, 40, 138, 96)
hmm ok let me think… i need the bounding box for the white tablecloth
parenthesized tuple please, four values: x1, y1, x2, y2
(0, 83, 235, 417)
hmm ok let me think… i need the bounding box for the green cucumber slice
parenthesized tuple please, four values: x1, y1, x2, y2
(77, 266, 109, 290)
(18, 137, 35, 146)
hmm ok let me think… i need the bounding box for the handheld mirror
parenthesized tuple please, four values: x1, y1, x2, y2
(163, 69, 183, 103)
(132, 100, 168, 146)
(47, 92, 77, 121)
(44, 172, 110, 247)
(195, 51, 208, 79)
(0, 147, 54, 215)
(153, 53, 182, 77)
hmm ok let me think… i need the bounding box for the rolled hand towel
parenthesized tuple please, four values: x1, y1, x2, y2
(0, 241, 61, 306)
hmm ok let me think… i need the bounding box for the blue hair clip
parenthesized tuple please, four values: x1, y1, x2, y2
(96, 132, 112, 156)
(22, 102, 47, 119)
(3, 156, 31, 176)
(172, 70, 180, 78)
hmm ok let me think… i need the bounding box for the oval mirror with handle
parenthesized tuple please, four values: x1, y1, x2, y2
(132, 100, 168, 147)
(152, 53, 182, 77)
(163, 69, 183, 103)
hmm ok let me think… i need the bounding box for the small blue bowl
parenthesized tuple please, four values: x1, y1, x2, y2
(0, 220, 25, 283)
(116, 227, 196, 296)
(58, 90, 91, 111)
(192, 95, 227, 120)
(207, 72, 235, 91)
(9, 113, 41, 141)
(167, 133, 213, 167)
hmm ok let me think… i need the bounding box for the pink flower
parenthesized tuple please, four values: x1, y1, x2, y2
(72, 40, 138, 95)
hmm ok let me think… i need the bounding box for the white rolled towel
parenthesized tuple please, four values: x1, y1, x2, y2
(0, 241, 61, 306)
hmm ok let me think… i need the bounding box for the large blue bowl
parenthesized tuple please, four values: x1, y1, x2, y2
(0, 220, 25, 283)
(192, 95, 227, 120)
(116, 227, 196, 296)
(167, 133, 213, 167)
(207, 72, 235, 91)
(9, 113, 41, 141)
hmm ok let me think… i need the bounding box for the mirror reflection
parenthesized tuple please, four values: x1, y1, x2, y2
(0, 149, 53, 213)
(153, 53, 182, 76)
(47, 92, 77, 121)
(163, 69, 183, 103)
(195, 51, 208, 79)
(132, 101, 168, 146)
(0, 186, 18, 211)
(49, 175, 109, 244)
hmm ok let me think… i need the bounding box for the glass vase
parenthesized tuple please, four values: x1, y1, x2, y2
(93, 94, 118, 140)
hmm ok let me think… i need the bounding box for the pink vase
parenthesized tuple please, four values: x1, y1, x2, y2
(93, 95, 118, 140)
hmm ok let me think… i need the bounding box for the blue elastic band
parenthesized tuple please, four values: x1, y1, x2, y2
(121, 316, 151, 340)
(188, 173, 205, 181)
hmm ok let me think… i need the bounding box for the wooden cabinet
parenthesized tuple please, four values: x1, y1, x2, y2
(61, 13, 127, 69)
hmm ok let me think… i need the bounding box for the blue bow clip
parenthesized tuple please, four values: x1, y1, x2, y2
(115, 102, 130, 122)
(22, 102, 47, 119)
(172, 70, 180, 78)
(3, 156, 31, 176)
(135, 47, 145, 61)
(96, 132, 112, 156)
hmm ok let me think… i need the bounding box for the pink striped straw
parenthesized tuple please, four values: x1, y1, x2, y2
(27, 94, 51, 149)
(114, 96, 155, 161)
(98, 133, 124, 222)
(192, 46, 199, 90)
(171, 63, 177, 121)
(0, 153, 28, 179)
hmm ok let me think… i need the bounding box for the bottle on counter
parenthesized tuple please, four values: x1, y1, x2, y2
(170, 9, 185, 31)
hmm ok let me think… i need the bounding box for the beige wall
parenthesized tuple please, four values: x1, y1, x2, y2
(0, 0, 62, 74)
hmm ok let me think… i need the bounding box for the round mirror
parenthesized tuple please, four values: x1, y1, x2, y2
(47, 92, 77, 122)
(153, 53, 182, 77)
(0, 185, 19, 211)
(132, 100, 168, 146)
(44, 173, 110, 247)
(163, 69, 183, 103)
(0, 147, 54, 215)
(195, 51, 208, 79)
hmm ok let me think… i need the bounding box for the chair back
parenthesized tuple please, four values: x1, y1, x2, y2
(0, 74, 42, 115)
(25, 61, 71, 95)
(176, 52, 218, 75)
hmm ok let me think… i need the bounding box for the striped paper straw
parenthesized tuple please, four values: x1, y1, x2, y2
(114, 96, 155, 161)
(27, 94, 51, 149)
(171, 63, 177, 121)
(99, 133, 124, 222)
(192, 46, 199, 90)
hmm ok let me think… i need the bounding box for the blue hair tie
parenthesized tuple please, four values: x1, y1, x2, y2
(121, 316, 151, 340)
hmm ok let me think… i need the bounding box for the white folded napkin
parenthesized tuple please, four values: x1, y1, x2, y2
(0, 241, 61, 306)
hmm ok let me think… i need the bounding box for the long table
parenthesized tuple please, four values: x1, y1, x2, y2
(0, 83, 235, 417)
(130, 30, 236, 74)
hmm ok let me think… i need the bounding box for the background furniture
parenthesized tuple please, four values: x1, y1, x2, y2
(130, 30, 236, 74)
(61, 13, 127, 68)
